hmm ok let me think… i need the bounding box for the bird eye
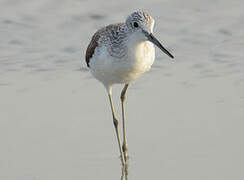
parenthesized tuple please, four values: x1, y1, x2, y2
(133, 22, 139, 28)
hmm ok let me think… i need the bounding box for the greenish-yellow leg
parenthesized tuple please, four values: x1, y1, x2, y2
(121, 84, 129, 162)
(108, 89, 125, 166)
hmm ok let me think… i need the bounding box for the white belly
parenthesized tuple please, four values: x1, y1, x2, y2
(89, 41, 155, 86)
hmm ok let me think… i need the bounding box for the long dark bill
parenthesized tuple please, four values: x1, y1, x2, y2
(145, 32, 174, 59)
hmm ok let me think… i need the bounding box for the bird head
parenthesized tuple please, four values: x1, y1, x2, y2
(126, 11, 174, 59)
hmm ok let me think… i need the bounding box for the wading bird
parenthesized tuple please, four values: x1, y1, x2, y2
(85, 10, 174, 165)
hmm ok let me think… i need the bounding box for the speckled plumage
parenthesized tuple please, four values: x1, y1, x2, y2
(86, 23, 126, 67)
(86, 11, 157, 87)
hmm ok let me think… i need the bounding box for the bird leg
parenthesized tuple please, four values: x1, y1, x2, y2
(121, 84, 129, 162)
(108, 88, 125, 166)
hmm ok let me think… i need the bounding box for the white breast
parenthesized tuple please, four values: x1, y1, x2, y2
(89, 40, 155, 86)
(133, 41, 155, 73)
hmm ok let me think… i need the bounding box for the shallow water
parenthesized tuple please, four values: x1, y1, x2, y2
(0, 0, 244, 179)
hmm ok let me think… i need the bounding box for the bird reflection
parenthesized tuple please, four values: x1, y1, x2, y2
(121, 163, 129, 180)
